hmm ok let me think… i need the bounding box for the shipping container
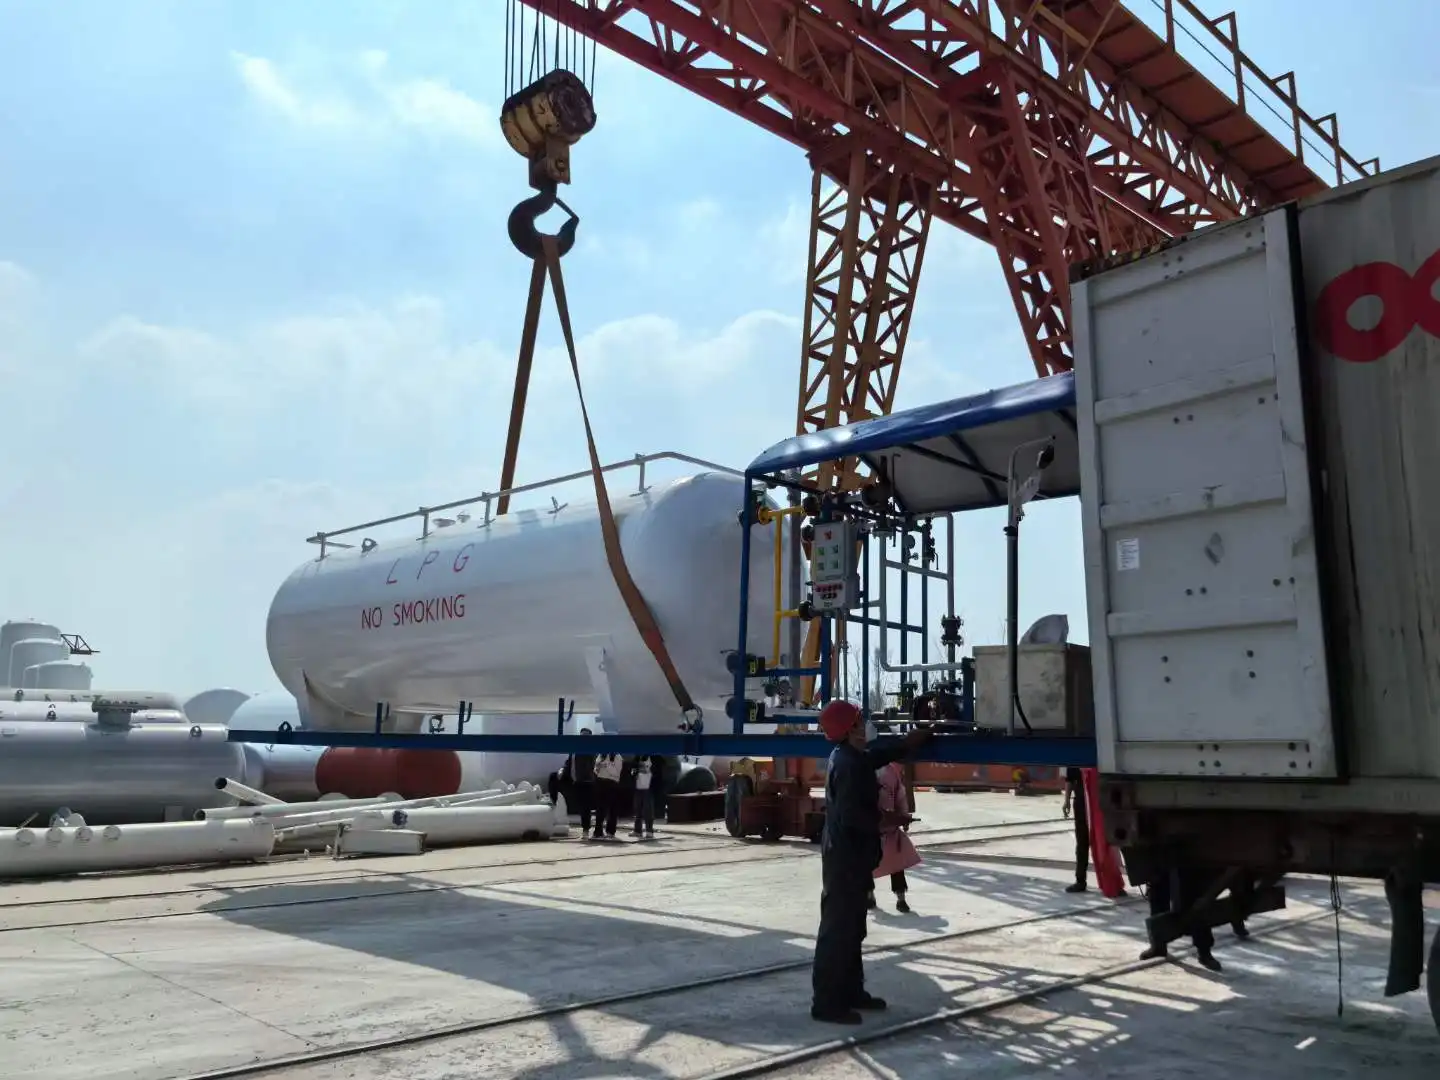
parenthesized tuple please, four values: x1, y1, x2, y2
(1071, 155, 1440, 1028)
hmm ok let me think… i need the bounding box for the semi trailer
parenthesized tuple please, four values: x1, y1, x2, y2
(1072, 154, 1440, 1027)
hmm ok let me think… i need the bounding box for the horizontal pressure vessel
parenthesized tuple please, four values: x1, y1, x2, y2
(266, 472, 778, 734)
(0, 702, 188, 724)
(239, 743, 323, 802)
(0, 720, 248, 826)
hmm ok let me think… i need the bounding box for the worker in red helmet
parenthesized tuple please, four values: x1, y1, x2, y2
(810, 699, 930, 1025)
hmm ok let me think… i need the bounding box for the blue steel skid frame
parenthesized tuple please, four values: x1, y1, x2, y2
(228, 373, 1096, 767)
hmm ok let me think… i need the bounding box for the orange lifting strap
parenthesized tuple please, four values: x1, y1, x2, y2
(499, 236, 700, 726)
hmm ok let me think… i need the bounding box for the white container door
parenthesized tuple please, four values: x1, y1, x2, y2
(1072, 208, 1338, 779)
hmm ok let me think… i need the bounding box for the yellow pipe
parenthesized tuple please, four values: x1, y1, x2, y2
(772, 511, 783, 663)
(771, 610, 802, 668)
(765, 505, 806, 666)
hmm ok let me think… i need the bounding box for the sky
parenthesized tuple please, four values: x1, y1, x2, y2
(0, 0, 1435, 699)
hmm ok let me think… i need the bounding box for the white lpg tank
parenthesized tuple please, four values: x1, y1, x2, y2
(267, 472, 780, 734)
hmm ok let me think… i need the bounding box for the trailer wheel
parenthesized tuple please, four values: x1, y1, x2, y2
(1427, 923, 1439, 1035)
(724, 774, 754, 838)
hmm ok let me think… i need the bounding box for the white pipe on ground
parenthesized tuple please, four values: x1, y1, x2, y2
(273, 821, 346, 841)
(214, 778, 284, 806)
(197, 784, 519, 824)
(242, 786, 530, 831)
(384, 804, 555, 847)
(0, 819, 276, 878)
(196, 793, 405, 821)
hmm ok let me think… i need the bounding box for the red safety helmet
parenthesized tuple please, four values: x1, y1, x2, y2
(818, 700, 863, 742)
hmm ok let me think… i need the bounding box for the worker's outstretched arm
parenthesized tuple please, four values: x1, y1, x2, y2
(863, 726, 932, 769)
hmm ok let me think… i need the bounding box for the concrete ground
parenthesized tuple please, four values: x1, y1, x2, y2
(0, 791, 1433, 1079)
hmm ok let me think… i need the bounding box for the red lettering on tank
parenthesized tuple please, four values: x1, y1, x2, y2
(453, 543, 473, 573)
(388, 593, 468, 628)
(386, 559, 401, 585)
(416, 551, 440, 579)
(361, 606, 384, 630)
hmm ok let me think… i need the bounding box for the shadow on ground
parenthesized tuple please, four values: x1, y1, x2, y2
(196, 854, 1437, 1078)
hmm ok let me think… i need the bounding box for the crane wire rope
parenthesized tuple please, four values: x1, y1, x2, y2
(497, 3, 697, 727)
(505, 0, 595, 102)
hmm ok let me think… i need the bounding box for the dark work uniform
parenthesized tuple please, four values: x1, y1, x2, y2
(1066, 767, 1089, 891)
(811, 740, 910, 1016)
(569, 753, 596, 835)
(1145, 865, 1218, 965)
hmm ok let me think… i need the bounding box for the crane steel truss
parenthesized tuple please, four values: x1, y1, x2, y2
(519, 0, 1375, 463)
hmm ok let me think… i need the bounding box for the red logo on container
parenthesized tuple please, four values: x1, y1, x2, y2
(1313, 250, 1440, 363)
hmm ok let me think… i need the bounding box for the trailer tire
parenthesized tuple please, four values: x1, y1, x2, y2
(724, 774, 754, 838)
(1428, 923, 1439, 1034)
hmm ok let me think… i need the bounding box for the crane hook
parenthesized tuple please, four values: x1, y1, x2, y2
(508, 180, 579, 261)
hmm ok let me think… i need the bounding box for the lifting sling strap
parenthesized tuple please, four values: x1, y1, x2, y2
(499, 235, 701, 727)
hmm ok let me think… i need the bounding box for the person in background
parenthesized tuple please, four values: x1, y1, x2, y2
(1141, 866, 1224, 972)
(630, 755, 658, 838)
(810, 700, 931, 1026)
(593, 751, 623, 839)
(649, 755, 668, 825)
(868, 759, 920, 913)
(1140, 865, 1248, 972)
(565, 728, 597, 839)
(1063, 766, 1089, 893)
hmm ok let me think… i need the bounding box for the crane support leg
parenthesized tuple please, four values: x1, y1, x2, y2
(794, 143, 932, 702)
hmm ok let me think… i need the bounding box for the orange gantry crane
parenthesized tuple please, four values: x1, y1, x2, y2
(514, 0, 1375, 484)
(502, 0, 1376, 709)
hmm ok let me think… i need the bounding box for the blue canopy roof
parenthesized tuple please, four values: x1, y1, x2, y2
(746, 372, 1080, 515)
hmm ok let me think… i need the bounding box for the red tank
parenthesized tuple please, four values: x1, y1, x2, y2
(314, 748, 463, 799)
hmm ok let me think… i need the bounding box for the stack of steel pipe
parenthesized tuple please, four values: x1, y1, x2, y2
(0, 818, 278, 879)
(0, 778, 565, 879)
(202, 777, 563, 856)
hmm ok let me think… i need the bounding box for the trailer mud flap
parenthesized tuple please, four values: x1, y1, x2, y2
(1383, 866, 1426, 997)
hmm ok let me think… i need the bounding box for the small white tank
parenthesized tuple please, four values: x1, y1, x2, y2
(183, 688, 252, 726)
(25, 660, 93, 692)
(9, 638, 70, 688)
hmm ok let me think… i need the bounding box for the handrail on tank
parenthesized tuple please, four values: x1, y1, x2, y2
(307, 451, 743, 558)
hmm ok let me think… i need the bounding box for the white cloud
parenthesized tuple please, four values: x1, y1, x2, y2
(570, 308, 798, 388)
(78, 296, 533, 450)
(231, 53, 363, 130)
(232, 50, 499, 149)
